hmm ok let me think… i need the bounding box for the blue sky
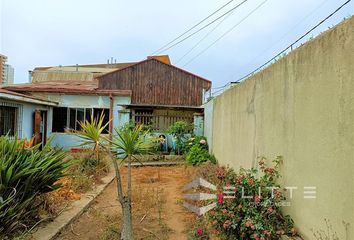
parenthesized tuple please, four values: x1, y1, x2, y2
(0, 0, 353, 88)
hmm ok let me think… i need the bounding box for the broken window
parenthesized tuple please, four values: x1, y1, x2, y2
(0, 106, 17, 136)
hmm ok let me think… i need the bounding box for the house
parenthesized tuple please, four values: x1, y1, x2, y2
(2, 55, 212, 149)
(0, 88, 57, 144)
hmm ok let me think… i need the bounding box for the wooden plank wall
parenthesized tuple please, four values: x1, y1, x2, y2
(98, 60, 211, 106)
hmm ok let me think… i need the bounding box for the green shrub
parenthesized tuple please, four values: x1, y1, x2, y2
(206, 157, 298, 239)
(0, 136, 69, 236)
(184, 136, 208, 153)
(186, 145, 213, 165)
(185, 137, 216, 165)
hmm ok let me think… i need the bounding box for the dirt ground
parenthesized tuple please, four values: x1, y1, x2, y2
(55, 165, 197, 240)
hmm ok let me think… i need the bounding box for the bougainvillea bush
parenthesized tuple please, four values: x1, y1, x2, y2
(206, 157, 299, 240)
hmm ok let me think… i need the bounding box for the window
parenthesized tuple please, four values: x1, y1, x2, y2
(0, 106, 17, 136)
(52, 107, 68, 132)
(52, 107, 109, 133)
(133, 109, 153, 126)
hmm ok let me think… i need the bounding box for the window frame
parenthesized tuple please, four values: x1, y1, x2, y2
(0, 102, 22, 138)
(52, 107, 110, 133)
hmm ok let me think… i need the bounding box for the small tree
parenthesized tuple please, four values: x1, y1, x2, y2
(74, 115, 152, 240)
(111, 124, 152, 239)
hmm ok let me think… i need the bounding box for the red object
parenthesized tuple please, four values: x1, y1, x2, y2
(217, 193, 224, 204)
(70, 148, 85, 153)
(197, 228, 203, 236)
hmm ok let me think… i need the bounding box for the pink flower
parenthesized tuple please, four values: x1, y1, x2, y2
(263, 230, 271, 236)
(254, 195, 262, 204)
(223, 220, 231, 229)
(267, 207, 273, 214)
(236, 175, 245, 183)
(200, 139, 206, 145)
(216, 167, 226, 179)
(247, 178, 254, 186)
(197, 228, 203, 236)
(217, 193, 224, 204)
(265, 167, 275, 174)
(245, 220, 253, 228)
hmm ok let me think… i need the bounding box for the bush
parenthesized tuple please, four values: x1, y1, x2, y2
(184, 136, 208, 153)
(186, 145, 210, 165)
(206, 157, 298, 239)
(0, 136, 69, 236)
(185, 137, 216, 165)
(68, 152, 110, 193)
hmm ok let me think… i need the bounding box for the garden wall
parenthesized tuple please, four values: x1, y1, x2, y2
(206, 17, 354, 239)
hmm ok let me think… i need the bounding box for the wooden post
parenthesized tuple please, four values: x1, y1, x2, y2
(109, 93, 113, 140)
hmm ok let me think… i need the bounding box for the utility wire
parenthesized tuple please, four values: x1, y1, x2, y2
(234, 0, 352, 83)
(183, 0, 269, 67)
(211, 0, 352, 95)
(151, 0, 236, 55)
(175, 8, 236, 64)
(153, 0, 249, 55)
(241, 0, 330, 70)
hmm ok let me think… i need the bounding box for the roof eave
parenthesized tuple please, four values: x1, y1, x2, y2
(0, 92, 58, 106)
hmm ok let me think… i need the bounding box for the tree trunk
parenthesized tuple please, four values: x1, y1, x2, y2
(120, 197, 133, 240)
(110, 151, 133, 239)
(107, 150, 134, 239)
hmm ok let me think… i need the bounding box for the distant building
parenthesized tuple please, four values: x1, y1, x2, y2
(0, 54, 15, 85)
(3, 64, 14, 85)
(0, 54, 7, 85)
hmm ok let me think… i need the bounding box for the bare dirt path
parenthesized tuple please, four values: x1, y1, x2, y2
(54, 165, 195, 240)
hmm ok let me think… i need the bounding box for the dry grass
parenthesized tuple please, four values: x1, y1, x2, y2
(98, 185, 172, 240)
(36, 151, 110, 218)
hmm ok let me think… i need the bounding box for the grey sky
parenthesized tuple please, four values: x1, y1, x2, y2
(0, 0, 353, 88)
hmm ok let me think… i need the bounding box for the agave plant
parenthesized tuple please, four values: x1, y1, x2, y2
(0, 136, 69, 236)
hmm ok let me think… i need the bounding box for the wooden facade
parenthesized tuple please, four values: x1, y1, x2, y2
(97, 59, 211, 107)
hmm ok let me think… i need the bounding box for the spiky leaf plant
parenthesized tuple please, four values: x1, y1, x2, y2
(69, 112, 110, 164)
(0, 136, 69, 236)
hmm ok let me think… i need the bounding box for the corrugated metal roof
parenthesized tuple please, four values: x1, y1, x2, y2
(0, 88, 58, 105)
(4, 81, 131, 96)
(31, 62, 137, 83)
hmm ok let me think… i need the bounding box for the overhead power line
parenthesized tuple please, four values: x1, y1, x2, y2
(241, 0, 330, 71)
(152, 0, 249, 55)
(175, 8, 236, 64)
(183, 0, 269, 67)
(233, 0, 353, 83)
(151, 0, 236, 55)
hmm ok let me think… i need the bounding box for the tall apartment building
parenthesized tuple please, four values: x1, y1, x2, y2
(0, 54, 14, 85)
(0, 54, 6, 85)
(3, 64, 14, 85)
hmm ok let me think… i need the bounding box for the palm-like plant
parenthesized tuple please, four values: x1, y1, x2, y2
(73, 114, 152, 240)
(111, 124, 153, 240)
(70, 112, 110, 164)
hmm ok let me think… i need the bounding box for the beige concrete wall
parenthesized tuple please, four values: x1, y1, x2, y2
(209, 17, 354, 239)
